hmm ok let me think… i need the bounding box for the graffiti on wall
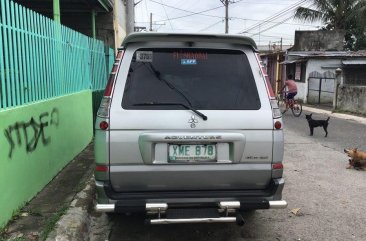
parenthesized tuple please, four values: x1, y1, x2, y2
(4, 108, 59, 158)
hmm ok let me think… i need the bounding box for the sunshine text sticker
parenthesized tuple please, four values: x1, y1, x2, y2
(136, 51, 153, 62)
(181, 59, 197, 65)
(173, 52, 208, 60)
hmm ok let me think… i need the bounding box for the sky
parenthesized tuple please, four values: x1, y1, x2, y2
(134, 0, 322, 47)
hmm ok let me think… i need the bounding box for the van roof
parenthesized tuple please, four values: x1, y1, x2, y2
(121, 32, 257, 50)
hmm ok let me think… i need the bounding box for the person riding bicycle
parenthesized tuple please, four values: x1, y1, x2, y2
(279, 74, 297, 109)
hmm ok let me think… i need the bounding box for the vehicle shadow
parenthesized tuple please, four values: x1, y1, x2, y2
(107, 211, 264, 241)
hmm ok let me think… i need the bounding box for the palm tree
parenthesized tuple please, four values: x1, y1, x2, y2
(294, 0, 366, 50)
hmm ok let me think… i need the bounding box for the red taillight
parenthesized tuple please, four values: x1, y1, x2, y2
(104, 50, 124, 97)
(104, 79, 114, 96)
(95, 165, 108, 172)
(99, 121, 109, 130)
(272, 163, 283, 169)
(274, 121, 282, 129)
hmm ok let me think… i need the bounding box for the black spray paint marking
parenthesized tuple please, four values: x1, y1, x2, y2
(4, 108, 59, 158)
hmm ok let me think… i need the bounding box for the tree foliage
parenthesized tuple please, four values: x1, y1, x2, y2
(294, 0, 366, 50)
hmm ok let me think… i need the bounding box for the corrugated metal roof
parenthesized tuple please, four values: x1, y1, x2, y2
(280, 59, 306, 64)
(342, 59, 366, 65)
(288, 51, 366, 57)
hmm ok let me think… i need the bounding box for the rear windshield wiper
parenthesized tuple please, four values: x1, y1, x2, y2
(143, 62, 194, 107)
(134, 102, 208, 121)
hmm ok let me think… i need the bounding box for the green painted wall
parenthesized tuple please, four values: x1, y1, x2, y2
(0, 90, 93, 228)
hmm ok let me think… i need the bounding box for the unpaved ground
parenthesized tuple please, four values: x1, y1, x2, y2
(89, 128, 366, 241)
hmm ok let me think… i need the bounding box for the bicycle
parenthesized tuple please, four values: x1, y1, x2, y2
(277, 91, 302, 117)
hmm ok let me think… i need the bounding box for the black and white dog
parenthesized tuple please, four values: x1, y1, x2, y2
(305, 114, 330, 137)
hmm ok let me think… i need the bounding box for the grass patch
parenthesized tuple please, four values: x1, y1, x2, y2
(39, 206, 68, 241)
(0, 205, 25, 237)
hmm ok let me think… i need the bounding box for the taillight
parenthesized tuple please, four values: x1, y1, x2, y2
(274, 121, 282, 130)
(99, 121, 109, 130)
(97, 50, 124, 118)
(272, 163, 283, 170)
(95, 165, 108, 172)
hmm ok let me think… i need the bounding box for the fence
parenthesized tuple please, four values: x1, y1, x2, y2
(0, 0, 114, 110)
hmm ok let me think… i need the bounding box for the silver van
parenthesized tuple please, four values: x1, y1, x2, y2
(94, 33, 287, 225)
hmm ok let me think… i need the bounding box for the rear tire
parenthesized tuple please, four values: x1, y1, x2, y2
(291, 101, 302, 117)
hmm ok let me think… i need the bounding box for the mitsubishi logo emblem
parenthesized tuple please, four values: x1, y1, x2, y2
(188, 115, 198, 128)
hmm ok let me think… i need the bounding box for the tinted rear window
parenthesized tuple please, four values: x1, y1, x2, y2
(122, 48, 261, 110)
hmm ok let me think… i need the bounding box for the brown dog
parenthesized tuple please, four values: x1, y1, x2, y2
(344, 148, 366, 170)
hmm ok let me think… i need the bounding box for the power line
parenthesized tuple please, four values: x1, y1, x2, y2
(250, 15, 295, 37)
(160, 0, 173, 30)
(150, 4, 224, 22)
(149, 0, 245, 22)
(238, 0, 307, 34)
(147, 0, 317, 30)
(150, 0, 222, 19)
(231, 17, 319, 28)
(199, 19, 224, 32)
(248, 2, 313, 37)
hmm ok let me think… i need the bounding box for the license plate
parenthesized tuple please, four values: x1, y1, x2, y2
(168, 144, 216, 162)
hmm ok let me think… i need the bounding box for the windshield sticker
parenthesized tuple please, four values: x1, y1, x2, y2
(173, 52, 208, 60)
(181, 59, 197, 65)
(136, 51, 153, 62)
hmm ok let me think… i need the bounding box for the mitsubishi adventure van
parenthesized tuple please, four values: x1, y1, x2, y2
(94, 33, 287, 225)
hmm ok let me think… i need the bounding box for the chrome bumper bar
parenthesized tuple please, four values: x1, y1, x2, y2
(95, 204, 115, 212)
(150, 217, 237, 224)
(269, 200, 288, 209)
(95, 200, 287, 213)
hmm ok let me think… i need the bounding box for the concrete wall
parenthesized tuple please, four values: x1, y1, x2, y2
(295, 82, 306, 101)
(95, 0, 127, 49)
(0, 90, 93, 228)
(292, 30, 345, 51)
(337, 86, 366, 115)
(113, 0, 127, 49)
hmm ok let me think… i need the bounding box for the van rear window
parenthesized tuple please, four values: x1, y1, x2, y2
(122, 48, 261, 110)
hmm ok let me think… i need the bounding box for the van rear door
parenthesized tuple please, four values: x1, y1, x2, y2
(108, 46, 275, 192)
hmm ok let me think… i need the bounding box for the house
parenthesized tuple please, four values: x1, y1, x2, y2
(281, 30, 366, 114)
(259, 44, 292, 94)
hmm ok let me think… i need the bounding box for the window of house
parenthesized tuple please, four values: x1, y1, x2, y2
(343, 66, 366, 85)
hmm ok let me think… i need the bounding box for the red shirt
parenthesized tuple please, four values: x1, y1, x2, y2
(285, 79, 297, 93)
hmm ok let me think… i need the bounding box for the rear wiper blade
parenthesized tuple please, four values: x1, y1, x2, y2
(143, 62, 194, 107)
(134, 102, 208, 121)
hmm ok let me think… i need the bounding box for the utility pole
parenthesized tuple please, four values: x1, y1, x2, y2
(147, 13, 165, 32)
(126, 0, 135, 34)
(224, 0, 228, 33)
(220, 0, 231, 34)
(150, 13, 153, 32)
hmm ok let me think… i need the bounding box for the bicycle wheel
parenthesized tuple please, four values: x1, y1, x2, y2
(291, 101, 302, 117)
(277, 99, 287, 114)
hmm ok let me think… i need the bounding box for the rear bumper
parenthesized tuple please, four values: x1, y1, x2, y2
(96, 200, 287, 213)
(95, 178, 286, 212)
